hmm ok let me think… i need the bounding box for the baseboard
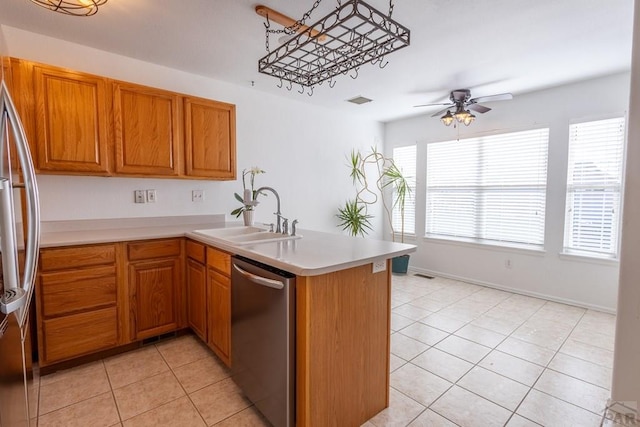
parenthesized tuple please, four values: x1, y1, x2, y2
(408, 266, 616, 314)
(605, 400, 637, 425)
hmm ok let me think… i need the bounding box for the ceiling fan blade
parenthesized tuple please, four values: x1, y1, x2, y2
(469, 93, 513, 104)
(431, 106, 453, 117)
(468, 103, 491, 114)
(414, 102, 452, 108)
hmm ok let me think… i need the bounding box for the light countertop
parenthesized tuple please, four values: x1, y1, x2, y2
(40, 215, 416, 276)
(39, 215, 226, 247)
(187, 228, 415, 276)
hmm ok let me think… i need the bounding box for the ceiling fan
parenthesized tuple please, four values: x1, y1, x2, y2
(415, 89, 513, 126)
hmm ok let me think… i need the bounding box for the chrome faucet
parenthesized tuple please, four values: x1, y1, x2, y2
(255, 186, 282, 233)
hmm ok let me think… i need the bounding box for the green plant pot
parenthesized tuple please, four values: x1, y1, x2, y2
(392, 255, 410, 274)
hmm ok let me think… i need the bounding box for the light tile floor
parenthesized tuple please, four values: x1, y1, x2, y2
(35, 335, 271, 427)
(370, 274, 620, 427)
(33, 274, 622, 427)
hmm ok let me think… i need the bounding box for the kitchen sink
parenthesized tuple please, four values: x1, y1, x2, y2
(192, 227, 302, 246)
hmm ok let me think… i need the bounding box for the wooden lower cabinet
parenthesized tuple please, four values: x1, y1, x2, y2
(185, 241, 232, 367)
(41, 307, 118, 362)
(127, 239, 184, 341)
(205, 246, 232, 367)
(36, 238, 189, 367)
(296, 262, 391, 427)
(207, 268, 230, 365)
(37, 243, 122, 366)
(186, 240, 207, 341)
(186, 258, 207, 341)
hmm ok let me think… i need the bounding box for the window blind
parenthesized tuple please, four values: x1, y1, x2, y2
(392, 145, 416, 235)
(426, 128, 549, 247)
(564, 117, 625, 257)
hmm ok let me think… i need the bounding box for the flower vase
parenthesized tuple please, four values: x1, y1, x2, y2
(243, 210, 254, 226)
(243, 189, 252, 204)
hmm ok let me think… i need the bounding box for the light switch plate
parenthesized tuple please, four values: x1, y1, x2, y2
(372, 259, 386, 274)
(134, 190, 146, 204)
(146, 189, 157, 203)
(192, 190, 204, 202)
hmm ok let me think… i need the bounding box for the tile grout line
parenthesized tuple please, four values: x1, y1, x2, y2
(102, 358, 126, 425)
(155, 334, 259, 426)
(154, 339, 211, 426)
(391, 276, 606, 427)
(390, 283, 540, 426)
(507, 308, 613, 424)
(37, 360, 113, 421)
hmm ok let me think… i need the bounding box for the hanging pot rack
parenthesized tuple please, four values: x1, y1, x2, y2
(256, 0, 410, 94)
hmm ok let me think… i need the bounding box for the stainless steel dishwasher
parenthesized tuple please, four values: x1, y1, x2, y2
(231, 256, 295, 427)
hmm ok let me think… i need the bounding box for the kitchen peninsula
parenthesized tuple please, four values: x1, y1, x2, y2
(37, 215, 415, 427)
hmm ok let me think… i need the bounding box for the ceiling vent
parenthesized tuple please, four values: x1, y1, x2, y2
(347, 96, 373, 105)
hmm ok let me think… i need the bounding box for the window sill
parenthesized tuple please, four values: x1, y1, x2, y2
(391, 232, 417, 243)
(559, 251, 619, 266)
(422, 235, 546, 256)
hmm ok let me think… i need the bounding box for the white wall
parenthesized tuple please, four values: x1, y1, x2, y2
(385, 73, 630, 311)
(0, 26, 384, 235)
(0, 26, 6, 58)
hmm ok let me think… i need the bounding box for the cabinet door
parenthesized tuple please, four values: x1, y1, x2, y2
(33, 64, 110, 173)
(208, 268, 231, 366)
(184, 96, 236, 179)
(187, 258, 207, 341)
(129, 258, 181, 340)
(113, 82, 181, 176)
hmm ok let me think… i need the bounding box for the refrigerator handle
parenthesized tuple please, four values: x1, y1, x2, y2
(0, 81, 40, 326)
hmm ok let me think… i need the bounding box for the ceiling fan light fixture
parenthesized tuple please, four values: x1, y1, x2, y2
(441, 111, 454, 126)
(463, 112, 476, 126)
(30, 0, 107, 16)
(454, 108, 471, 123)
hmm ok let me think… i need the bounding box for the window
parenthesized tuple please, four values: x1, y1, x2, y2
(426, 129, 549, 247)
(392, 145, 416, 235)
(563, 117, 625, 258)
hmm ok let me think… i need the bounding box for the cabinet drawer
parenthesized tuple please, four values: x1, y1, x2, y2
(40, 244, 116, 271)
(207, 247, 230, 276)
(186, 240, 206, 264)
(42, 307, 118, 363)
(40, 266, 116, 317)
(128, 239, 182, 261)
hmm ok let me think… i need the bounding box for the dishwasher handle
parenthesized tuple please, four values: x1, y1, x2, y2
(233, 263, 285, 290)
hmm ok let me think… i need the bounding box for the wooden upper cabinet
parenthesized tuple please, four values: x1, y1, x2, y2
(8, 58, 236, 179)
(184, 96, 236, 179)
(33, 64, 110, 174)
(113, 82, 181, 176)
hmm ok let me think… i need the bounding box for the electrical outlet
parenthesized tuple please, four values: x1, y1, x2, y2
(372, 259, 386, 274)
(192, 190, 204, 202)
(505, 259, 512, 269)
(146, 189, 157, 203)
(134, 190, 146, 204)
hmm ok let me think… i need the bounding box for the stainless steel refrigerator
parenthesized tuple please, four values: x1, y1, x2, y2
(0, 68, 41, 426)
